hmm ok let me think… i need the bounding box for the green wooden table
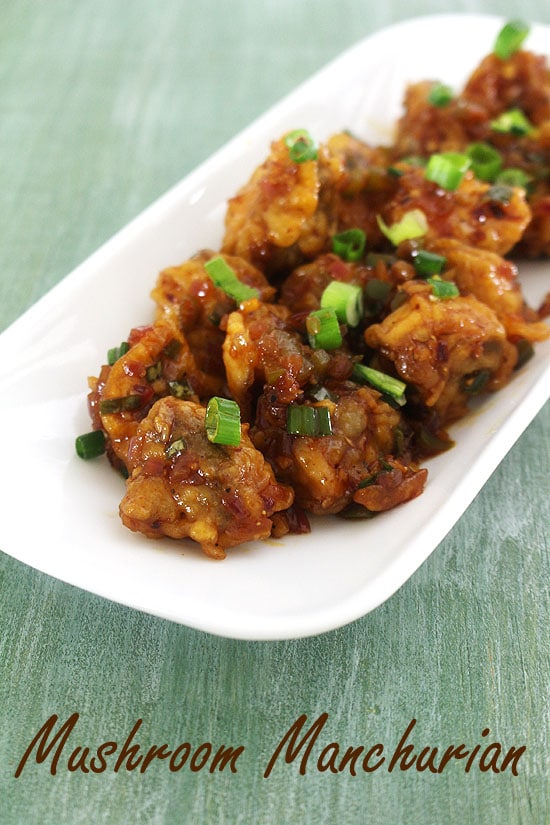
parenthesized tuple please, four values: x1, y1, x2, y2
(1, 1, 548, 822)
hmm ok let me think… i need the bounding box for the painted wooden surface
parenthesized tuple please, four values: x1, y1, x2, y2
(0, 1, 548, 822)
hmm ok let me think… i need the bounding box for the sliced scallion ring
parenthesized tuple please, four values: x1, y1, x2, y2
(286, 404, 333, 437)
(332, 228, 366, 262)
(490, 109, 534, 136)
(352, 363, 406, 405)
(376, 209, 428, 246)
(494, 20, 530, 60)
(427, 275, 460, 299)
(75, 430, 106, 460)
(425, 152, 471, 190)
(204, 256, 259, 303)
(466, 142, 503, 182)
(495, 168, 533, 189)
(413, 249, 447, 277)
(428, 82, 453, 107)
(306, 307, 343, 350)
(284, 129, 318, 163)
(320, 280, 364, 327)
(205, 397, 241, 446)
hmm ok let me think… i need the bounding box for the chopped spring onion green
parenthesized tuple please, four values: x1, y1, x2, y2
(205, 396, 241, 446)
(320, 280, 364, 327)
(426, 275, 460, 299)
(494, 20, 530, 60)
(428, 82, 453, 107)
(99, 395, 143, 414)
(168, 380, 193, 399)
(332, 228, 366, 262)
(490, 108, 534, 136)
(204, 256, 259, 303)
(376, 209, 428, 246)
(284, 129, 318, 163)
(146, 362, 162, 382)
(75, 429, 106, 460)
(166, 437, 187, 458)
(352, 363, 407, 405)
(461, 369, 491, 395)
(107, 341, 130, 366)
(413, 249, 447, 277)
(286, 404, 333, 437)
(495, 167, 533, 189)
(466, 142, 503, 182)
(306, 307, 343, 350)
(515, 339, 534, 369)
(425, 152, 471, 190)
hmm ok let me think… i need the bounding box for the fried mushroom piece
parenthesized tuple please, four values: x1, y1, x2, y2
(252, 383, 426, 515)
(222, 133, 321, 275)
(380, 165, 531, 255)
(364, 282, 517, 423)
(88, 322, 217, 471)
(120, 397, 294, 559)
(151, 250, 275, 386)
(427, 238, 550, 342)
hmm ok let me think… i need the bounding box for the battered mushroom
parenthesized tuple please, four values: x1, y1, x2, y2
(120, 396, 294, 559)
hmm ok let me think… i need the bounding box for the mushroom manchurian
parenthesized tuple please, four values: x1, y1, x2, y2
(78, 21, 549, 558)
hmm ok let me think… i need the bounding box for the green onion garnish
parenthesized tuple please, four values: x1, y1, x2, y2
(376, 209, 428, 246)
(494, 20, 530, 60)
(99, 395, 143, 414)
(413, 249, 447, 277)
(75, 429, 106, 460)
(485, 184, 514, 204)
(107, 341, 130, 366)
(495, 168, 533, 189)
(428, 82, 453, 107)
(204, 256, 259, 303)
(320, 280, 364, 327)
(466, 142, 503, 182)
(490, 108, 534, 136)
(306, 307, 343, 350)
(205, 397, 241, 446)
(352, 363, 407, 405)
(332, 228, 366, 262)
(427, 275, 460, 299)
(461, 369, 491, 395)
(166, 437, 187, 458)
(286, 405, 333, 437)
(284, 129, 318, 163)
(146, 362, 162, 382)
(168, 380, 193, 399)
(425, 152, 471, 190)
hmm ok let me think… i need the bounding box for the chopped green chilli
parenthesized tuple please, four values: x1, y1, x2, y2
(205, 396, 241, 446)
(107, 341, 130, 366)
(99, 395, 143, 414)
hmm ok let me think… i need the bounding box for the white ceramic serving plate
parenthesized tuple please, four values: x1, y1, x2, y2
(0, 14, 548, 640)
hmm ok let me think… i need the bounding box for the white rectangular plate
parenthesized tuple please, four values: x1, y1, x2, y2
(0, 14, 548, 640)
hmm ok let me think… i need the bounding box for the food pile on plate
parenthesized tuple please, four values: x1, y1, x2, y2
(77, 21, 549, 559)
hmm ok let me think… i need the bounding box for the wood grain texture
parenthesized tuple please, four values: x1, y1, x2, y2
(0, 1, 548, 822)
